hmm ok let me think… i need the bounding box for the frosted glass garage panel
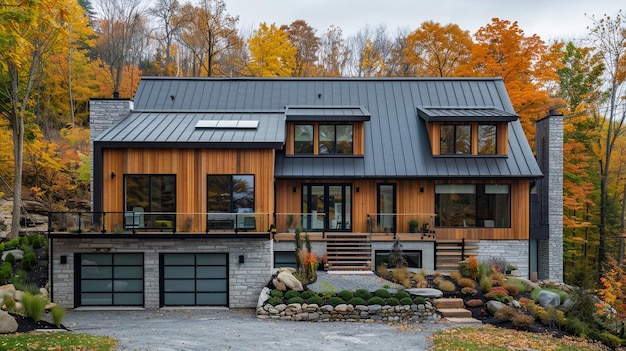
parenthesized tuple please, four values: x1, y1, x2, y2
(81, 293, 112, 305)
(196, 266, 227, 278)
(164, 293, 195, 305)
(81, 254, 112, 265)
(196, 254, 227, 265)
(114, 266, 143, 279)
(115, 254, 143, 265)
(81, 280, 112, 292)
(164, 280, 195, 292)
(164, 266, 195, 279)
(114, 293, 143, 305)
(196, 280, 227, 292)
(196, 293, 227, 305)
(81, 266, 112, 279)
(163, 254, 195, 265)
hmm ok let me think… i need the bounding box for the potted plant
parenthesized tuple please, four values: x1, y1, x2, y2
(408, 219, 419, 233)
(286, 214, 295, 233)
(506, 264, 517, 274)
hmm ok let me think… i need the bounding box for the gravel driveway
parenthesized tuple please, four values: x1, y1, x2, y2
(65, 308, 454, 351)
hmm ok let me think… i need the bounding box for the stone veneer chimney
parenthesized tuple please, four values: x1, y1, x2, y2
(534, 111, 564, 282)
(89, 99, 134, 210)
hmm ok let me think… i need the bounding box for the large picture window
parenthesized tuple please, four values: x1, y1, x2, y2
(294, 125, 313, 154)
(124, 175, 176, 229)
(319, 124, 353, 154)
(207, 175, 255, 213)
(435, 184, 510, 228)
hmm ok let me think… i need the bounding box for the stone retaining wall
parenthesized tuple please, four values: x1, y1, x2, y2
(256, 302, 441, 323)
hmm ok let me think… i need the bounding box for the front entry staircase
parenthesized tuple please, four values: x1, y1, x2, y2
(325, 233, 372, 271)
(435, 239, 479, 272)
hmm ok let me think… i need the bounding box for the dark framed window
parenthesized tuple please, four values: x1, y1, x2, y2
(124, 175, 176, 229)
(440, 124, 471, 154)
(319, 124, 353, 154)
(435, 184, 510, 228)
(478, 124, 497, 154)
(294, 124, 313, 154)
(207, 175, 255, 213)
(377, 184, 396, 232)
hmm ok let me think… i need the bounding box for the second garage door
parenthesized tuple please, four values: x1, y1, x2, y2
(160, 253, 228, 306)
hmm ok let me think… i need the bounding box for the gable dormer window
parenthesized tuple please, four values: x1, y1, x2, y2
(441, 124, 471, 155)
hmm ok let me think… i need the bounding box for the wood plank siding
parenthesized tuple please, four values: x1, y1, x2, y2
(275, 178, 529, 240)
(102, 148, 275, 232)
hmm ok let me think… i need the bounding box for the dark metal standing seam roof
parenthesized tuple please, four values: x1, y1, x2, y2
(101, 77, 542, 178)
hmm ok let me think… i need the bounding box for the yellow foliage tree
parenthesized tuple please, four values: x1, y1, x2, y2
(246, 23, 296, 77)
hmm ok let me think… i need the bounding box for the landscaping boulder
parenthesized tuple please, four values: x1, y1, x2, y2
(257, 287, 270, 308)
(0, 284, 16, 300)
(537, 290, 560, 308)
(486, 300, 505, 315)
(13, 290, 23, 302)
(0, 310, 17, 334)
(277, 271, 303, 291)
(277, 267, 296, 274)
(405, 288, 443, 298)
(1, 249, 23, 261)
(273, 280, 287, 291)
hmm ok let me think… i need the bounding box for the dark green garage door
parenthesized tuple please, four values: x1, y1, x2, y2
(76, 253, 144, 307)
(160, 253, 228, 306)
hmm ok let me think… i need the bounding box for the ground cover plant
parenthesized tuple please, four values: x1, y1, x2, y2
(0, 332, 117, 351)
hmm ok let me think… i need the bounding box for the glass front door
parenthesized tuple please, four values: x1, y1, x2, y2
(302, 184, 351, 231)
(377, 184, 396, 232)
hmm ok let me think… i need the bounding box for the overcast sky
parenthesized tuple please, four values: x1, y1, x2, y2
(225, 0, 622, 43)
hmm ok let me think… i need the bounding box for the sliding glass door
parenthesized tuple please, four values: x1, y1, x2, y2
(302, 184, 351, 232)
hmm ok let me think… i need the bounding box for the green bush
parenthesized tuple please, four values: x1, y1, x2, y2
(348, 297, 366, 305)
(438, 280, 456, 292)
(13, 282, 40, 295)
(307, 295, 324, 305)
(368, 296, 386, 305)
(21, 252, 37, 271)
(0, 262, 12, 284)
(29, 234, 44, 249)
(394, 291, 410, 300)
(270, 289, 284, 298)
(505, 278, 529, 294)
(10, 270, 27, 286)
(413, 296, 427, 305)
(480, 276, 493, 293)
(22, 292, 48, 321)
(399, 297, 413, 305)
(317, 282, 337, 299)
(598, 331, 623, 349)
(4, 252, 15, 265)
(326, 296, 345, 306)
(337, 290, 354, 301)
(386, 297, 399, 306)
(458, 261, 469, 278)
(374, 289, 391, 299)
(20, 236, 30, 247)
(51, 305, 66, 327)
(3, 238, 20, 250)
(284, 290, 300, 299)
(2, 294, 17, 313)
(355, 289, 371, 300)
(565, 317, 594, 338)
(300, 290, 315, 299)
(268, 297, 283, 306)
(287, 296, 305, 304)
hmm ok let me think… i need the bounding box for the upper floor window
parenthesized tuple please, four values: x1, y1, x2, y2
(440, 124, 471, 155)
(125, 174, 176, 229)
(293, 123, 354, 155)
(439, 123, 498, 155)
(207, 175, 255, 213)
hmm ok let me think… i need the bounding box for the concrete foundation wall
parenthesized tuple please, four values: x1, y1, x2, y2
(51, 238, 272, 309)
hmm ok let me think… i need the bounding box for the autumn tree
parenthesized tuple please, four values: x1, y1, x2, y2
(318, 25, 350, 77)
(456, 18, 563, 142)
(385, 28, 411, 77)
(246, 23, 296, 77)
(404, 21, 472, 77)
(348, 25, 393, 77)
(148, 0, 181, 76)
(176, 0, 239, 76)
(280, 20, 319, 77)
(93, 0, 148, 97)
(586, 11, 626, 266)
(0, 0, 76, 237)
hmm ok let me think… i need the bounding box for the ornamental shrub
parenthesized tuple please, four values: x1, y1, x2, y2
(300, 290, 315, 299)
(465, 299, 483, 307)
(599, 331, 623, 349)
(399, 297, 413, 305)
(438, 280, 456, 292)
(449, 270, 462, 282)
(458, 278, 476, 289)
(307, 296, 324, 305)
(511, 312, 535, 328)
(51, 305, 66, 327)
(22, 292, 48, 321)
(461, 287, 477, 296)
(0, 262, 12, 284)
(268, 297, 283, 306)
(394, 291, 410, 300)
(270, 289, 284, 298)
(21, 252, 37, 271)
(480, 276, 493, 293)
(468, 256, 479, 280)
(355, 289, 371, 300)
(386, 297, 399, 306)
(368, 296, 386, 305)
(413, 296, 427, 305)
(374, 289, 391, 299)
(284, 290, 300, 299)
(287, 296, 305, 304)
(326, 296, 345, 306)
(4, 252, 15, 265)
(348, 297, 366, 305)
(337, 290, 354, 301)
(502, 282, 520, 296)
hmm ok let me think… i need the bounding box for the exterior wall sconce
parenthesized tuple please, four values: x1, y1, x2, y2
(292, 187, 296, 192)
(356, 187, 360, 192)
(238, 255, 245, 264)
(111, 172, 116, 179)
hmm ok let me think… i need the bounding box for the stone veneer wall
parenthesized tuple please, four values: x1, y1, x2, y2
(88, 99, 134, 207)
(51, 238, 272, 309)
(535, 114, 564, 282)
(478, 240, 529, 277)
(257, 301, 440, 322)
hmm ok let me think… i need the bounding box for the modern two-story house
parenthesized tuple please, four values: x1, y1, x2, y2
(48, 77, 563, 309)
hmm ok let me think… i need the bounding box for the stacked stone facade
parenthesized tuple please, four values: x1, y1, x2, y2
(478, 240, 528, 277)
(51, 238, 272, 308)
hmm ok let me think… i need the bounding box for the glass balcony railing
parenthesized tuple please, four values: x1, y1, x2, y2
(367, 213, 436, 237)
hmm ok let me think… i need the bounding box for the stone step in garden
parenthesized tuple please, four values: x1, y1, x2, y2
(432, 298, 464, 309)
(437, 308, 472, 318)
(445, 317, 482, 324)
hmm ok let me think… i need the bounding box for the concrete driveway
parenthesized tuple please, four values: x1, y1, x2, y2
(65, 308, 455, 351)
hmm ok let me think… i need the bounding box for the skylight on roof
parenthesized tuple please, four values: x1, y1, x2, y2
(195, 120, 259, 129)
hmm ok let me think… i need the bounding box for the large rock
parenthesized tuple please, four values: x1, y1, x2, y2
(0, 310, 17, 334)
(277, 271, 303, 291)
(0, 284, 16, 300)
(1, 249, 24, 261)
(486, 300, 505, 315)
(257, 287, 271, 308)
(537, 290, 561, 308)
(277, 267, 296, 274)
(405, 288, 443, 298)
